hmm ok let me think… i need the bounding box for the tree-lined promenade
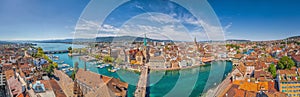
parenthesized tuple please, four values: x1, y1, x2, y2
(32, 47, 58, 76)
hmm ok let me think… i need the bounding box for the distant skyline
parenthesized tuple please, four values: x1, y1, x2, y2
(0, 0, 300, 41)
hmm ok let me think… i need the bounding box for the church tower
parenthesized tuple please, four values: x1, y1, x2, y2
(194, 37, 199, 52)
(144, 34, 147, 46)
(143, 34, 149, 64)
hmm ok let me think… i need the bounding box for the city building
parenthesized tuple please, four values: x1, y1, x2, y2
(277, 68, 300, 97)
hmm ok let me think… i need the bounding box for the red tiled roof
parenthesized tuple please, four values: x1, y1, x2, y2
(5, 70, 15, 80)
(49, 79, 67, 97)
(223, 84, 245, 97)
(292, 55, 300, 62)
(7, 77, 22, 97)
(234, 54, 243, 59)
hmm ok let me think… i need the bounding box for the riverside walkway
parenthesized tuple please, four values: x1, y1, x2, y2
(206, 71, 232, 97)
(134, 66, 149, 97)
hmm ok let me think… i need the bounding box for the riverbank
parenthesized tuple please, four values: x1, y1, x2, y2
(150, 60, 231, 71)
(36, 43, 233, 97)
(150, 64, 206, 71)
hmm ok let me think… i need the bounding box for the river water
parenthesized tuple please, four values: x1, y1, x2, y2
(36, 43, 232, 97)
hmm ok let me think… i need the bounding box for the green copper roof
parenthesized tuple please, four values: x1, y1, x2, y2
(144, 34, 147, 46)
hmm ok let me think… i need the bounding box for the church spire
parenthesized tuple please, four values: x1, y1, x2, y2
(194, 36, 197, 45)
(143, 34, 147, 46)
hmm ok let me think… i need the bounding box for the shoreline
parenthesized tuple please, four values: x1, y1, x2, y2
(150, 64, 206, 71)
(150, 60, 231, 71)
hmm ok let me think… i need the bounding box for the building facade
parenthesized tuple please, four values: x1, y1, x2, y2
(277, 68, 300, 97)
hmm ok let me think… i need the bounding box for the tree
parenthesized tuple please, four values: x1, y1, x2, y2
(36, 47, 44, 58)
(37, 47, 43, 52)
(71, 71, 76, 81)
(68, 47, 72, 53)
(44, 64, 55, 76)
(68, 46, 72, 51)
(278, 56, 295, 70)
(52, 62, 58, 69)
(95, 54, 101, 59)
(103, 56, 114, 63)
(268, 64, 277, 78)
(74, 62, 79, 72)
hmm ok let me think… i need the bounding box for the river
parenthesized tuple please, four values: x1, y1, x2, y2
(35, 43, 232, 97)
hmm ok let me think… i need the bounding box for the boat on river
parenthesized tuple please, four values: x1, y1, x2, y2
(108, 67, 119, 73)
(62, 69, 70, 73)
(97, 65, 105, 68)
(62, 64, 69, 67)
(57, 60, 64, 64)
(105, 64, 110, 67)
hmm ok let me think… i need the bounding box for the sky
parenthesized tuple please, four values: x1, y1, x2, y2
(0, 0, 300, 41)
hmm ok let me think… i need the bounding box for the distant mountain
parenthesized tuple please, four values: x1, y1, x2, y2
(226, 39, 251, 42)
(287, 36, 300, 40)
(95, 36, 173, 42)
(13, 35, 300, 43)
(0, 41, 12, 44)
(35, 39, 91, 43)
(35, 36, 173, 43)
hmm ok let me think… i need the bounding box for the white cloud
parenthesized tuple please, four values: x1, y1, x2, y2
(72, 13, 230, 41)
(73, 18, 120, 38)
(224, 22, 232, 31)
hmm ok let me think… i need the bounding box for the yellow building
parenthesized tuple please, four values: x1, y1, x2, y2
(277, 68, 300, 97)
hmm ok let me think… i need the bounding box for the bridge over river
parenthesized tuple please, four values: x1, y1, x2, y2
(135, 66, 150, 97)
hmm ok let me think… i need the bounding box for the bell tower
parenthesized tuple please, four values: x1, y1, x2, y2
(143, 34, 149, 63)
(194, 37, 199, 52)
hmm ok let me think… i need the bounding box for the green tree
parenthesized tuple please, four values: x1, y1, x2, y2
(44, 64, 55, 76)
(237, 50, 241, 54)
(95, 54, 101, 59)
(268, 64, 277, 78)
(68, 47, 72, 53)
(52, 62, 58, 69)
(278, 56, 295, 69)
(74, 62, 79, 72)
(36, 47, 44, 58)
(103, 56, 114, 63)
(71, 71, 76, 81)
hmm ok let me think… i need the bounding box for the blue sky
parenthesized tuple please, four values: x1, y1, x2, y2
(0, 0, 299, 41)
